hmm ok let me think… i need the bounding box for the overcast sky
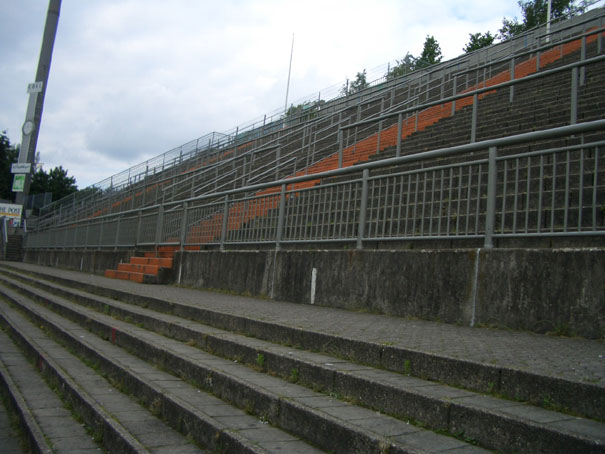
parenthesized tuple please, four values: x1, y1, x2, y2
(1, 1, 525, 189)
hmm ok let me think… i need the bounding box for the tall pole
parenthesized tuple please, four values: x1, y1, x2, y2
(545, 0, 553, 43)
(284, 33, 294, 115)
(15, 0, 62, 210)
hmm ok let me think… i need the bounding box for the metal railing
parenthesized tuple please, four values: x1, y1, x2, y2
(24, 120, 605, 251)
(34, 7, 605, 230)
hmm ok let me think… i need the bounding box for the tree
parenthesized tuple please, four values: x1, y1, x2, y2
(30, 165, 77, 202)
(416, 35, 442, 69)
(341, 69, 369, 96)
(0, 131, 19, 202)
(498, 0, 587, 40)
(386, 52, 418, 79)
(463, 32, 496, 53)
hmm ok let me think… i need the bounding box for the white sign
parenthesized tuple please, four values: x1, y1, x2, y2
(11, 163, 31, 174)
(27, 81, 43, 93)
(0, 203, 23, 219)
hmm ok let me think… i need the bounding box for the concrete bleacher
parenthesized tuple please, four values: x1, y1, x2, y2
(1, 261, 604, 454)
(3, 9, 605, 454)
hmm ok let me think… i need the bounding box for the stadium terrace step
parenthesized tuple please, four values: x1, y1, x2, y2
(105, 246, 177, 284)
(0, 262, 604, 454)
(0, 329, 103, 454)
(0, 271, 488, 454)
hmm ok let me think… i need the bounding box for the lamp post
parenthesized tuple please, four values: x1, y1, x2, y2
(15, 0, 62, 213)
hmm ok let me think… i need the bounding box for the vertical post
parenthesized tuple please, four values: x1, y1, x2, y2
(155, 205, 164, 247)
(571, 66, 578, 125)
(357, 169, 369, 249)
(276, 146, 281, 180)
(545, 0, 552, 43)
(16, 0, 62, 208)
(114, 216, 121, 251)
(338, 129, 344, 168)
(220, 195, 229, 251)
(470, 93, 478, 143)
(275, 184, 286, 250)
(484, 146, 498, 249)
(376, 99, 384, 154)
(179, 202, 188, 252)
(509, 58, 515, 103)
(135, 210, 142, 246)
(451, 74, 457, 115)
(396, 113, 403, 158)
(580, 35, 586, 86)
(98, 218, 104, 250)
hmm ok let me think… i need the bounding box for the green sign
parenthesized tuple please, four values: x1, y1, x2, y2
(12, 174, 25, 192)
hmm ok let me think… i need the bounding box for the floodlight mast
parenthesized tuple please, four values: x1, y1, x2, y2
(15, 0, 62, 209)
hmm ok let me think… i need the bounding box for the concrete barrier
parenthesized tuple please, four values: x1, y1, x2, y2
(176, 248, 605, 339)
(23, 247, 604, 338)
(24, 249, 133, 275)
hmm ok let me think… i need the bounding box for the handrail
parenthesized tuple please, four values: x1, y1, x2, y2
(34, 7, 605, 228)
(344, 50, 605, 131)
(31, 119, 605, 229)
(42, 8, 605, 201)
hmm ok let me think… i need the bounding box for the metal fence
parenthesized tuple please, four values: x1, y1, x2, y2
(24, 120, 605, 251)
(34, 7, 605, 230)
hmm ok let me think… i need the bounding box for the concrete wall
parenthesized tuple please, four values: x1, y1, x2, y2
(176, 248, 605, 339)
(23, 247, 605, 338)
(24, 249, 133, 275)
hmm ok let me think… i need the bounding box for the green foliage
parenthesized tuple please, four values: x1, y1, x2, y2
(341, 69, 368, 96)
(284, 99, 324, 124)
(463, 32, 496, 53)
(0, 131, 19, 201)
(30, 165, 78, 202)
(386, 52, 418, 80)
(499, 0, 587, 40)
(255, 353, 265, 370)
(416, 35, 442, 69)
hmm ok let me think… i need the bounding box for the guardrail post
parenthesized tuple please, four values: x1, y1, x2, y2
(275, 146, 281, 180)
(396, 113, 403, 158)
(114, 216, 121, 251)
(376, 99, 384, 154)
(471, 93, 478, 143)
(179, 202, 189, 252)
(571, 66, 578, 125)
(509, 57, 515, 103)
(484, 146, 498, 249)
(98, 218, 104, 250)
(580, 35, 586, 86)
(275, 184, 286, 250)
(155, 205, 164, 247)
(220, 195, 229, 251)
(357, 169, 369, 249)
(338, 129, 344, 168)
(451, 75, 457, 115)
(135, 210, 142, 247)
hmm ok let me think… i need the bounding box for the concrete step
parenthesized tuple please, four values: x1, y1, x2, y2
(0, 329, 101, 454)
(0, 284, 322, 454)
(0, 274, 494, 454)
(0, 306, 197, 454)
(1, 266, 604, 453)
(104, 268, 161, 284)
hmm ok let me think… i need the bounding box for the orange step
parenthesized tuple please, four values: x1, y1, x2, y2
(130, 256, 174, 268)
(117, 263, 161, 275)
(144, 251, 175, 259)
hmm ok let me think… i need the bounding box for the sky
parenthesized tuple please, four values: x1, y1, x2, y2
(0, 0, 526, 189)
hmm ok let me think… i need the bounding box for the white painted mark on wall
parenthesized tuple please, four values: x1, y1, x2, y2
(310, 267, 317, 305)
